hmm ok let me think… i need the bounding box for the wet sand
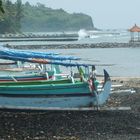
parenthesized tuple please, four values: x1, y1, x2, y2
(0, 77, 140, 140)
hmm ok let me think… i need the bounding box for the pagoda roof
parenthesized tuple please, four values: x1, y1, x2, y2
(129, 24, 140, 32)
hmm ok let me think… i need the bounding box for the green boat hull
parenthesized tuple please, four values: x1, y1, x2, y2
(0, 81, 90, 95)
(0, 70, 111, 109)
(0, 80, 111, 109)
(0, 78, 72, 86)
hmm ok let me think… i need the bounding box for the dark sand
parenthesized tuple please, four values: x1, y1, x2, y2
(0, 77, 140, 140)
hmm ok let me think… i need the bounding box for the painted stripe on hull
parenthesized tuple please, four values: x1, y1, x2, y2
(0, 79, 72, 85)
(0, 93, 93, 97)
(0, 77, 47, 82)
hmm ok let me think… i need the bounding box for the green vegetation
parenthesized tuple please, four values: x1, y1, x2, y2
(0, 0, 22, 33)
(0, 1, 94, 33)
(22, 2, 94, 32)
(0, 0, 4, 13)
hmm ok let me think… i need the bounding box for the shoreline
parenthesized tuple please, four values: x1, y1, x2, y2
(5, 42, 140, 49)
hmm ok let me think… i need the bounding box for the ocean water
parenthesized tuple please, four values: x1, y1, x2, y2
(78, 29, 131, 43)
(43, 48, 140, 77)
(0, 29, 139, 77)
(0, 29, 131, 46)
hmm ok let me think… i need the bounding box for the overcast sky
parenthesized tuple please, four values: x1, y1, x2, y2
(12, 0, 140, 29)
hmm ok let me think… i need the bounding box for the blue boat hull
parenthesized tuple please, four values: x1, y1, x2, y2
(0, 81, 111, 109)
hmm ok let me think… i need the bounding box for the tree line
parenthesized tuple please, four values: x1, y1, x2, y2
(0, 0, 94, 33)
(0, 0, 22, 33)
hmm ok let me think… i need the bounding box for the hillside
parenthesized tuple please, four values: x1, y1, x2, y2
(21, 3, 94, 32)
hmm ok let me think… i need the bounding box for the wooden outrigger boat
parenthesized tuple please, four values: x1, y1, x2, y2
(0, 69, 111, 109)
(0, 73, 48, 82)
(0, 78, 73, 86)
(0, 47, 111, 110)
(0, 46, 79, 82)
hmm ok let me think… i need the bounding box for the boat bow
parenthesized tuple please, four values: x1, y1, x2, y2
(97, 69, 111, 105)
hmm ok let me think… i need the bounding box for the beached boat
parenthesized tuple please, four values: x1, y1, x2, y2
(0, 63, 63, 82)
(0, 73, 49, 82)
(0, 78, 73, 86)
(0, 46, 79, 82)
(0, 46, 111, 110)
(0, 69, 111, 109)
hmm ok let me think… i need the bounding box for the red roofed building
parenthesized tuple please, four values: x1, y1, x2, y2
(129, 24, 140, 42)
